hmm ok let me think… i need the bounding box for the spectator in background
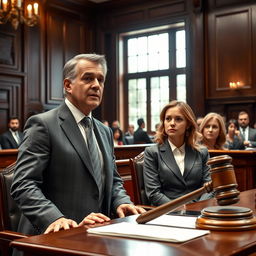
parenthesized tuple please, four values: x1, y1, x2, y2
(102, 120, 109, 126)
(125, 124, 134, 137)
(238, 111, 256, 148)
(111, 120, 124, 142)
(111, 120, 120, 129)
(134, 118, 153, 144)
(199, 112, 226, 150)
(0, 116, 24, 149)
(124, 124, 135, 145)
(112, 127, 124, 146)
(225, 119, 244, 150)
(143, 101, 212, 206)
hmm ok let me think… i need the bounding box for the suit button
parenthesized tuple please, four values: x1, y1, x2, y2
(93, 194, 98, 200)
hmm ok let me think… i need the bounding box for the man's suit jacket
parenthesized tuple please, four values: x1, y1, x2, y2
(11, 103, 131, 235)
(0, 130, 23, 149)
(134, 127, 152, 144)
(248, 127, 256, 147)
(143, 139, 212, 206)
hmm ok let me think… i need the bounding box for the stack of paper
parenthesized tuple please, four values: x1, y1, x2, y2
(147, 214, 197, 229)
(87, 222, 209, 243)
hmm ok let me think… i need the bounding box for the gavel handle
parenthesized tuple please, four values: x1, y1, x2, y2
(136, 181, 213, 224)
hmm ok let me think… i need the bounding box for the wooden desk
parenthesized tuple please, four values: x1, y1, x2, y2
(0, 149, 18, 169)
(11, 189, 256, 256)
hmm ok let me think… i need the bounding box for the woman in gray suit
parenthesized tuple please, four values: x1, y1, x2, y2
(143, 101, 212, 206)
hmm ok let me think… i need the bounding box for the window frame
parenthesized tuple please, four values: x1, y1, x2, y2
(119, 24, 186, 133)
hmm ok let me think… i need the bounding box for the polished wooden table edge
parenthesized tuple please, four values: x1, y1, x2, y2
(11, 190, 256, 256)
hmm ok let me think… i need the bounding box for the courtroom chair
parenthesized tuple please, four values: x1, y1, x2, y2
(0, 162, 27, 256)
(129, 152, 152, 208)
(124, 136, 134, 145)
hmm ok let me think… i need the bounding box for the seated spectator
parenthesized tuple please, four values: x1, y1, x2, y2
(125, 124, 134, 137)
(238, 111, 256, 148)
(143, 101, 212, 206)
(102, 120, 109, 126)
(111, 120, 120, 129)
(124, 124, 135, 144)
(199, 113, 226, 150)
(225, 119, 245, 150)
(0, 116, 24, 149)
(112, 127, 125, 146)
(134, 118, 152, 144)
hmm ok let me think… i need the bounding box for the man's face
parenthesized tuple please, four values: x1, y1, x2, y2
(64, 59, 105, 115)
(9, 119, 19, 131)
(128, 125, 134, 134)
(238, 114, 249, 128)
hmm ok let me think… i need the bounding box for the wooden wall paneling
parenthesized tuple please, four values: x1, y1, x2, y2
(186, 0, 205, 117)
(24, 25, 43, 120)
(0, 25, 23, 132)
(45, 7, 92, 111)
(252, 2, 256, 95)
(0, 27, 20, 72)
(207, 5, 255, 99)
(0, 76, 23, 133)
(46, 13, 65, 107)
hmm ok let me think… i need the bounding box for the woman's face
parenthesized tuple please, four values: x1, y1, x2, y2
(203, 118, 220, 142)
(114, 130, 120, 140)
(164, 106, 188, 144)
(228, 123, 236, 134)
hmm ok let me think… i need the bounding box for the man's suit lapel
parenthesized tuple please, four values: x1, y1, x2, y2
(58, 104, 94, 178)
(183, 145, 196, 179)
(160, 140, 185, 185)
(7, 131, 18, 148)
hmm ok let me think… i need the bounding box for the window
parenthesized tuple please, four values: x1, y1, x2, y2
(120, 23, 186, 132)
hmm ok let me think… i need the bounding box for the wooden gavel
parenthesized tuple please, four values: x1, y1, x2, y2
(136, 155, 240, 224)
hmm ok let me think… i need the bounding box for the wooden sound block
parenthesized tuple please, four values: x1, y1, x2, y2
(196, 206, 256, 231)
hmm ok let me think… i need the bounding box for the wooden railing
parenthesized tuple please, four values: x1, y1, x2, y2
(1, 148, 255, 193)
(0, 150, 18, 170)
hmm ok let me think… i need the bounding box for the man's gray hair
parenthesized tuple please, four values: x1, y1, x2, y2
(63, 53, 107, 81)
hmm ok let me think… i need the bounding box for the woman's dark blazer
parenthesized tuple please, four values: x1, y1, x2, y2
(143, 139, 212, 206)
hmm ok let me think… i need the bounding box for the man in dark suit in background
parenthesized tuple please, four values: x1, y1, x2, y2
(134, 118, 153, 144)
(0, 116, 23, 149)
(238, 111, 256, 148)
(11, 54, 144, 238)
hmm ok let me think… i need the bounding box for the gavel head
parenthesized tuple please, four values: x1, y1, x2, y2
(207, 155, 240, 205)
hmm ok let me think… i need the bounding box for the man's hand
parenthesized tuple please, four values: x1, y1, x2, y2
(78, 212, 110, 226)
(244, 140, 250, 146)
(44, 217, 78, 234)
(116, 204, 146, 218)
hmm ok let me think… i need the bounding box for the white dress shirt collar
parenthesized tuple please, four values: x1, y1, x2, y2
(65, 98, 92, 124)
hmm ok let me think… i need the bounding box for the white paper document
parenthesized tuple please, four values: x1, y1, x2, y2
(147, 214, 197, 229)
(87, 222, 209, 243)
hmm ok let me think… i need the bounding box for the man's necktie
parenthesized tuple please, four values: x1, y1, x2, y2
(242, 128, 246, 140)
(81, 117, 102, 194)
(14, 132, 20, 145)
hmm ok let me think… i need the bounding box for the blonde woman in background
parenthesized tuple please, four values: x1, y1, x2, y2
(199, 112, 226, 150)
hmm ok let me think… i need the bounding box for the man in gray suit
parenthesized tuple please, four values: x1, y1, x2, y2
(238, 111, 256, 148)
(11, 54, 144, 236)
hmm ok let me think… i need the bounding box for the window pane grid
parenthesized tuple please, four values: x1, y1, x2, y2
(127, 33, 169, 73)
(150, 76, 170, 130)
(125, 28, 186, 132)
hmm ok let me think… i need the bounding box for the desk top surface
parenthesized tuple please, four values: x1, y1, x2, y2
(12, 189, 256, 256)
